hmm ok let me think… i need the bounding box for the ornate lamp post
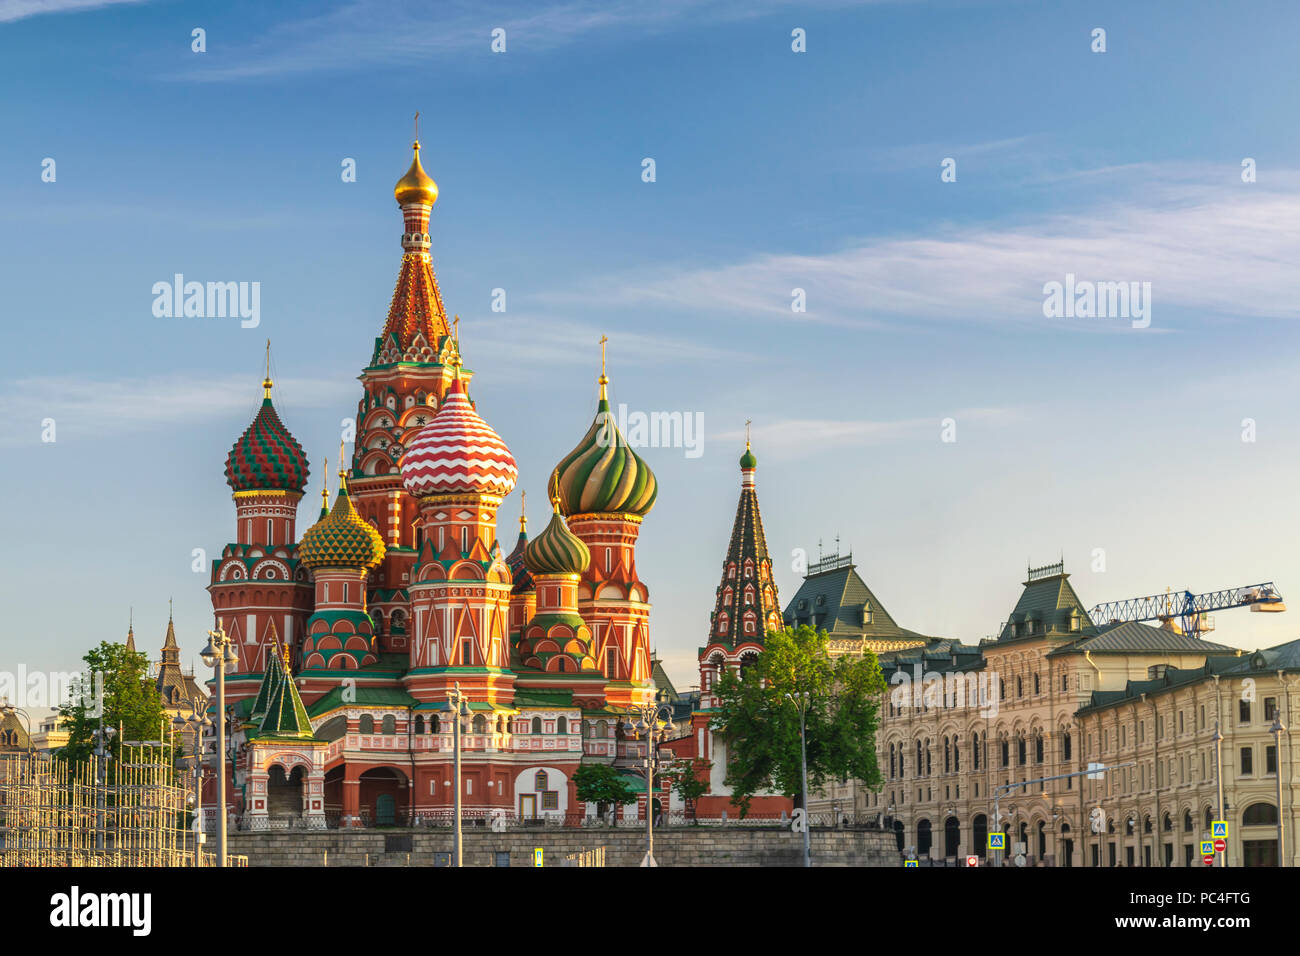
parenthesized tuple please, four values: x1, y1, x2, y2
(172, 703, 212, 866)
(447, 682, 471, 867)
(620, 702, 675, 867)
(785, 691, 812, 868)
(200, 620, 238, 868)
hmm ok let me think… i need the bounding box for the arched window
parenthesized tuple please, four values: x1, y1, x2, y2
(415, 716, 425, 734)
(359, 714, 374, 734)
(472, 714, 486, 734)
(1062, 731, 1072, 760)
(428, 714, 440, 734)
(972, 732, 981, 771)
(1034, 732, 1044, 764)
(1243, 802, 1278, 826)
(534, 770, 547, 791)
(557, 716, 567, 734)
(532, 716, 543, 735)
(381, 714, 396, 735)
(1183, 810, 1193, 832)
(596, 720, 608, 739)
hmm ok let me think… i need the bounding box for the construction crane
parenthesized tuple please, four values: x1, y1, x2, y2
(1089, 583, 1285, 638)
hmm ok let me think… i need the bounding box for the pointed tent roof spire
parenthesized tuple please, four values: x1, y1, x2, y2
(125, 608, 135, 653)
(708, 438, 780, 646)
(254, 621, 315, 740)
(161, 604, 179, 662)
(249, 622, 283, 720)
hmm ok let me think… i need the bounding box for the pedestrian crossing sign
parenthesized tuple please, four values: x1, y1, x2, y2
(1199, 840, 1214, 856)
(904, 858, 919, 867)
(988, 833, 1005, 850)
(1212, 821, 1228, 838)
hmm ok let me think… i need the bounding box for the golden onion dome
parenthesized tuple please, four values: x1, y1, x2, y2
(523, 498, 591, 576)
(394, 141, 439, 207)
(298, 472, 386, 572)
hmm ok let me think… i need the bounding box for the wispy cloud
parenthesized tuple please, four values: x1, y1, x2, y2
(466, 312, 746, 378)
(172, 0, 896, 81)
(0, 373, 351, 446)
(547, 173, 1300, 329)
(0, 0, 146, 23)
(715, 406, 1025, 457)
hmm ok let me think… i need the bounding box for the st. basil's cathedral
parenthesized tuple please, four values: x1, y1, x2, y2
(206, 138, 662, 829)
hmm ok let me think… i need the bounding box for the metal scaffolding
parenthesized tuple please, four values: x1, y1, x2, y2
(0, 746, 238, 867)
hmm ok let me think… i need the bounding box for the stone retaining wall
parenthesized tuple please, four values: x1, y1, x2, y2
(227, 827, 898, 867)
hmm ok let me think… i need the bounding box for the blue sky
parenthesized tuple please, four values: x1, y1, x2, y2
(3, 0, 1300, 703)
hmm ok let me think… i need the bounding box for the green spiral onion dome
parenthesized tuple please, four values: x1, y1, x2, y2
(523, 502, 591, 575)
(552, 382, 657, 517)
(298, 476, 386, 571)
(225, 380, 310, 493)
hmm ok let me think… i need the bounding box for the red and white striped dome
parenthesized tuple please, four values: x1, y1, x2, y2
(400, 378, 518, 497)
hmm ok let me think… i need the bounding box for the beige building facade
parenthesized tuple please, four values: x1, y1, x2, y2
(809, 562, 1300, 867)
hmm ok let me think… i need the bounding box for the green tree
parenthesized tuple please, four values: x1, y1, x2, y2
(573, 763, 637, 823)
(58, 641, 170, 772)
(710, 624, 886, 817)
(661, 757, 711, 822)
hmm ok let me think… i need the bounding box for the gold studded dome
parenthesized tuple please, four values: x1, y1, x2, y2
(298, 465, 386, 571)
(394, 141, 439, 207)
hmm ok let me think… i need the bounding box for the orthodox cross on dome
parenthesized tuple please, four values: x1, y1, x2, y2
(520, 489, 527, 532)
(263, 338, 273, 399)
(745, 419, 752, 449)
(414, 110, 420, 144)
(338, 439, 348, 490)
(550, 467, 561, 509)
(598, 334, 609, 399)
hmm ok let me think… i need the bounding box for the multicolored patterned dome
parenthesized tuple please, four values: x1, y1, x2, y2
(298, 479, 386, 571)
(524, 502, 591, 575)
(400, 376, 518, 498)
(553, 381, 656, 517)
(225, 383, 309, 494)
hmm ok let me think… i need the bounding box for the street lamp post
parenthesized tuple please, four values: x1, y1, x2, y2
(447, 682, 471, 867)
(785, 691, 812, 868)
(1213, 722, 1225, 868)
(172, 703, 212, 867)
(620, 702, 676, 867)
(1271, 714, 1286, 867)
(200, 621, 238, 868)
